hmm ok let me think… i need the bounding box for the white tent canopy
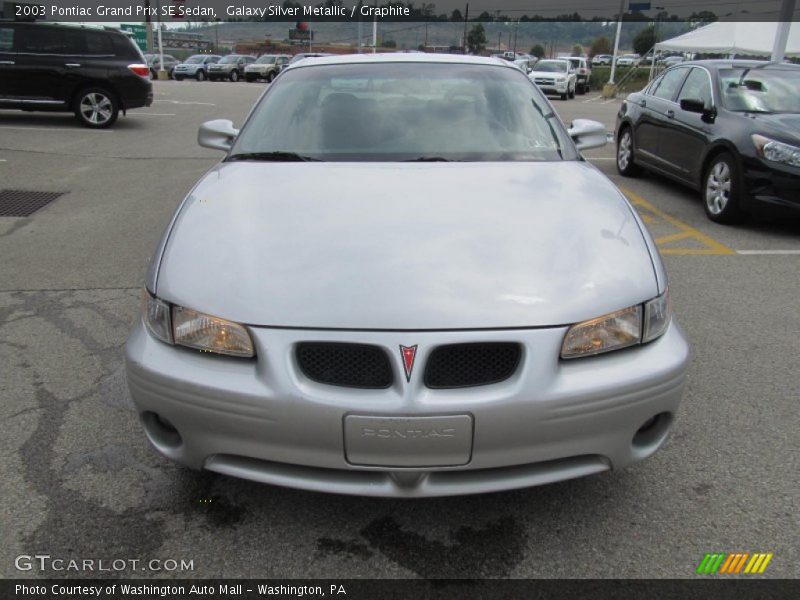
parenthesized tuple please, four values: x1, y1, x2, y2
(655, 22, 800, 57)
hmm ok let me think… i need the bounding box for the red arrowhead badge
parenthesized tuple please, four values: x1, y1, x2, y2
(399, 345, 418, 382)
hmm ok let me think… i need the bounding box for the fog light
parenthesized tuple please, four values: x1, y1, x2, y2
(142, 411, 183, 449)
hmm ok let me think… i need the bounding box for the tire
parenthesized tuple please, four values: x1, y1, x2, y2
(74, 87, 119, 129)
(266, 71, 275, 83)
(577, 83, 586, 95)
(703, 153, 744, 223)
(560, 91, 568, 100)
(568, 84, 575, 99)
(616, 126, 641, 177)
(174, 76, 184, 81)
(196, 70, 206, 82)
(229, 70, 239, 82)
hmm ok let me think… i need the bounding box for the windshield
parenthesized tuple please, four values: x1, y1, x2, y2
(535, 61, 568, 73)
(232, 62, 572, 162)
(719, 68, 800, 113)
(219, 55, 240, 64)
(184, 56, 204, 64)
(256, 55, 278, 64)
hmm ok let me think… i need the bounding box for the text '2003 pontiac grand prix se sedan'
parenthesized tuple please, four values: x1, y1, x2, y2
(125, 54, 690, 497)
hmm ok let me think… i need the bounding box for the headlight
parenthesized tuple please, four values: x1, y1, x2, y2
(141, 290, 255, 357)
(561, 291, 671, 359)
(752, 134, 800, 167)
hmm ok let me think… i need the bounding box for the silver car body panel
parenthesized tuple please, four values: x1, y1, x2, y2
(126, 319, 689, 497)
(156, 161, 658, 330)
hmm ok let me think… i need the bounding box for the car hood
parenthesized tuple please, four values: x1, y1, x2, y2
(749, 112, 800, 144)
(156, 162, 657, 329)
(530, 71, 566, 77)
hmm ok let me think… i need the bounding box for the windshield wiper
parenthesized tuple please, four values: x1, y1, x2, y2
(227, 151, 322, 162)
(402, 156, 454, 162)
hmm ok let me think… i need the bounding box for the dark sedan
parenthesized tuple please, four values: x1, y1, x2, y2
(615, 60, 800, 223)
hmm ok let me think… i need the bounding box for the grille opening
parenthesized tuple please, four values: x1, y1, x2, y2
(296, 342, 393, 389)
(141, 411, 183, 449)
(632, 412, 672, 450)
(424, 342, 521, 389)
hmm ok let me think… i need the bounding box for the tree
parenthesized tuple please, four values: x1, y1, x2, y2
(632, 25, 656, 56)
(383, 39, 397, 48)
(589, 36, 611, 57)
(450, 9, 462, 22)
(466, 24, 487, 55)
(530, 44, 545, 59)
(571, 44, 584, 56)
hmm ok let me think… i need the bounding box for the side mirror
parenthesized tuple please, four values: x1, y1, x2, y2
(198, 119, 239, 152)
(568, 119, 608, 151)
(680, 98, 705, 114)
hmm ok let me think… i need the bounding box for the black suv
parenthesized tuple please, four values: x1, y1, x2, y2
(0, 22, 153, 128)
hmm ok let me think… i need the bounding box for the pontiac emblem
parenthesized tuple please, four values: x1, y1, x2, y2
(399, 345, 418, 382)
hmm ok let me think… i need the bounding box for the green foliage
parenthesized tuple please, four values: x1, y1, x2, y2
(571, 44, 584, 56)
(589, 36, 611, 57)
(633, 25, 656, 56)
(467, 24, 487, 54)
(530, 43, 545, 58)
(588, 66, 652, 93)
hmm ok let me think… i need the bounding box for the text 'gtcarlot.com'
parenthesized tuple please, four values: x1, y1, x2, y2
(14, 554, 194, 572)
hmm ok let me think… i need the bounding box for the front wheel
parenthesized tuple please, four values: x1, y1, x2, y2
(616, 127, 641, 177)
(229, 70, 239, 82)
(560, 91, 568, 100)
(568, 84, 576, 99)
(266, 71, 275, 83)
(703, 153, 743, 223)
(74, 87, 119, 128)
(195, 70, 206, 81)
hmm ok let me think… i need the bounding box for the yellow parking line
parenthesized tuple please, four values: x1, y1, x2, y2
(621, 187, 736, 256)
(655, 231, 693, 245)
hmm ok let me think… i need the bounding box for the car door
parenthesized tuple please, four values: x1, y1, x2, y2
(0, 24, 17, 101)
(15, 25, 85, 105)
(632, 67, 690, 170)
(659, 67, 716, 182)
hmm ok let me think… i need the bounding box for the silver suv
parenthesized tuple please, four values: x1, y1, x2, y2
(244, 54, 291, 82)
(173, 54, 221, 81)
(207, 54, 256, 82)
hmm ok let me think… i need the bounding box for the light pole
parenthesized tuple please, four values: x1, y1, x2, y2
(649, 6, 665, 80)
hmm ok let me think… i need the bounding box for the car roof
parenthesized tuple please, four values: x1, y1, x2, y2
(678, 59, 800, 71)
(286, 52, 521, 70)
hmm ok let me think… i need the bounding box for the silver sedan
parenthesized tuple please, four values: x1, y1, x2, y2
(125, 54, 690, 497)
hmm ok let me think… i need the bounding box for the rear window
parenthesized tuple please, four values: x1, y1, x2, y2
(112, 34, 144, 60)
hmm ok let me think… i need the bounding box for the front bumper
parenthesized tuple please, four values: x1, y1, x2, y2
(742, 156, 800, 211)
(125, 321, 690, 497)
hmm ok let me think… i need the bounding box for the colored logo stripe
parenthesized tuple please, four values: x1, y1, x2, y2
(697, 552, 773, 574)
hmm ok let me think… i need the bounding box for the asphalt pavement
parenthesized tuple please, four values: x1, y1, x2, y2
(1, 80, 798, 579)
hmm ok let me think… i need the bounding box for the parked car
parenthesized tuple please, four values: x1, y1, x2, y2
(616, 54, 642, 68)
(144, 53, 179, 79)
(512, 55, 537, 74)
(592, 54, 613, 66)
(566, 56, 591, 94)
(529, 59, 577, 100)
(661, 55, 685, 68)
(126, 53, 687, 497)
(288, 52, 332, 66)
(207, 54, 256, 82)
(173, 54, 221, 81)
(0, 22, 152, 128)
(616, 60, 800, 223)
(244, 54, 291, 82)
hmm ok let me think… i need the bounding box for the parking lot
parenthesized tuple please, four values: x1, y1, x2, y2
(1, 80, 798, 579)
